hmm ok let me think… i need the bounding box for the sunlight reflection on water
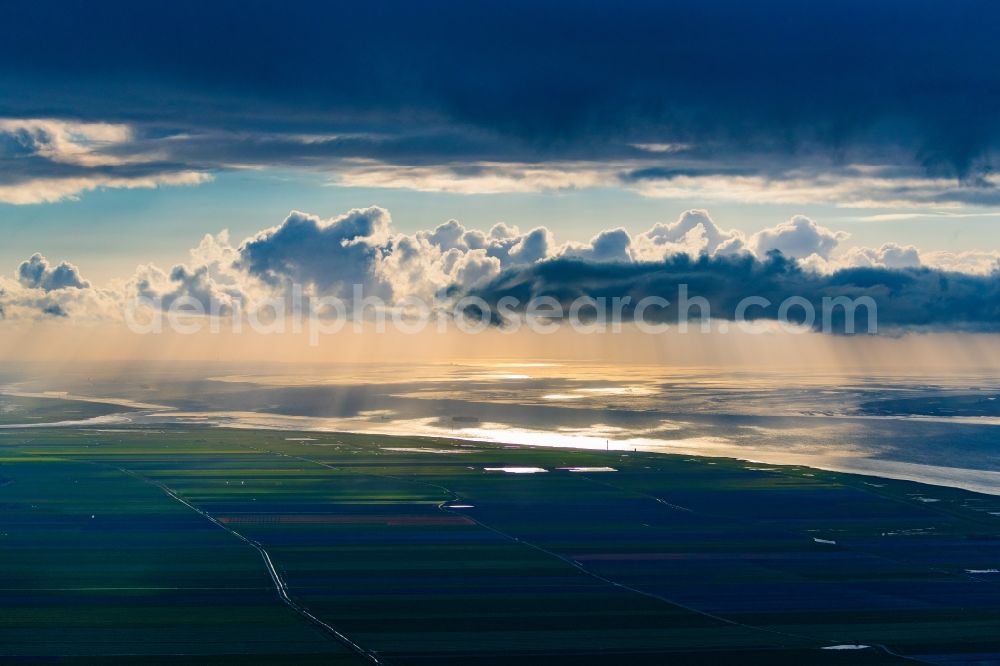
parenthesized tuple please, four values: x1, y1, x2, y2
(5, 362, 1000, 495)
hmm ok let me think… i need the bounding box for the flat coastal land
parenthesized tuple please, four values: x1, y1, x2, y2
(1, 423, 998, 665)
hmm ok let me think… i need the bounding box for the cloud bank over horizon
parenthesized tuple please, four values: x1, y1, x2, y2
(3, 1, 1000, 207)
(2, 207, 998, 334)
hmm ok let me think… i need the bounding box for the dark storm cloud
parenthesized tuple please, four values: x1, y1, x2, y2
(466, 253, 1000, 334)
(1, 0, 999, 181)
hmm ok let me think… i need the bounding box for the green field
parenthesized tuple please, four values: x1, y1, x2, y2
(1, 426, 998, 664)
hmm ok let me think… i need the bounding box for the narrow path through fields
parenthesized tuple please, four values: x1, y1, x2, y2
(114, 466, 384, 666)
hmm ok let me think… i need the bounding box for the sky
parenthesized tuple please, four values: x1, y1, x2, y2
(1, 0, 1000, 360)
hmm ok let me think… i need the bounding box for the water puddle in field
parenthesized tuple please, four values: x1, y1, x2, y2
(559, 467, 618, 473)
(910, 495, 941, 503)
(484, 467, 548, 474)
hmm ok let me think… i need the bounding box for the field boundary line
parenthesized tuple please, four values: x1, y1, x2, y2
(113, 465, 385, 666)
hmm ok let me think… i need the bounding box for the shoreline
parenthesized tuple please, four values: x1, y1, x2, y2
(2, 411, 999, 498)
